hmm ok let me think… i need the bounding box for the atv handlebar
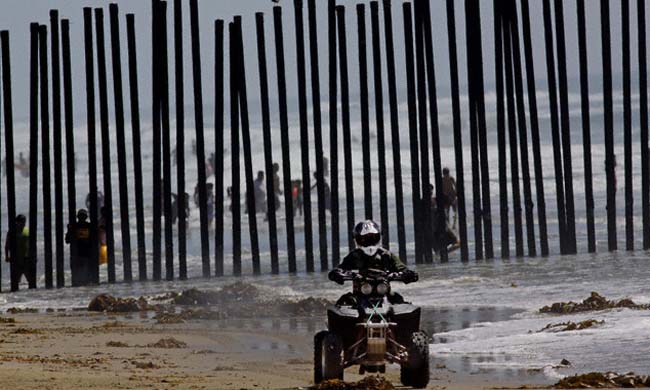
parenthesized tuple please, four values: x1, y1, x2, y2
(328, 268, 418, 285)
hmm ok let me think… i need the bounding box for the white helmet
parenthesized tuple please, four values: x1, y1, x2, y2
(353, 220, 381, 256)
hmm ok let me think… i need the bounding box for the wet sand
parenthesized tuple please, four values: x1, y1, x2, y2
(0, 311, 552, 390)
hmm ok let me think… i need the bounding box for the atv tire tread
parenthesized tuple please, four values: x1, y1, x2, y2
(400, 331, 430, 388)
(314, 331, 343, 384)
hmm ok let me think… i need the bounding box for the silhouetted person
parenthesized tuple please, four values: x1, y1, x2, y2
(250, 171, 267, 215)
(311, 170, 331, 211)
(442, 167, 457, 213)
(85, 190, 105, 211)
(66, 209, 93, 287)
(292, 180, 303, 218)
(272, 163, 282, 211)
(5, 214, 35, 291)
(206, 183, 215, 227)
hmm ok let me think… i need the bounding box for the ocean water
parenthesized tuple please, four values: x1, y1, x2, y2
(0, 87, 648, 380)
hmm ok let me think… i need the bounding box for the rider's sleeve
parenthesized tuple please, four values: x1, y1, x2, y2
(338, 252, 358, 271)
(390, 253, 407, 272)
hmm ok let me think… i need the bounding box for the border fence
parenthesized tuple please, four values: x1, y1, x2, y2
(0, 0, 648, 291)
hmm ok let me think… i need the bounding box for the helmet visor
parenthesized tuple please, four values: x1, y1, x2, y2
(356, 232, 381, 248)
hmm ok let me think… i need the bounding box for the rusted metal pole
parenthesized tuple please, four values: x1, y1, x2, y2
(336, 6, 356, 252)
(28, 22, 40, 290)
(622, 0, 633, 250)
(229, 21, 241, 276)
(273, 6, 297, 272)
(328, 0, 340, 266)
(95, 8, 116, 283)
(357, 4, 373, 222)
(445, 0, 468, 261)
(601, 0, 617, 251)
(639, 0, 650, 250)
(39, 25, 53, 288)
(255, 14, 279, 274)
(553, 0, 576, 254)
(189, 0, 211, 276)
(2, 30, 16, 291)
(293, 0, 315, 271)
(234, 16, 261, 275)
(83, 10, 99, 284)
(494, 0, 509, 259)
(521, 0, 549, 256)
(370, 1, 389, 249)
(50, 11, 65, 288)
(403, 2, 423, 263)
(308, 0, 329, 271)
(542, 0, 567, 254)
(214, 19, 225, 276)
(507, 0, 536, 257)
(126, 14, 147, 280)
(109, 4, 132, 282)
(174, 0, 187, 279)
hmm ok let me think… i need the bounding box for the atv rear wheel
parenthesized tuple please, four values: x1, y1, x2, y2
(314, 331, 343, 384)
(400, 331, 430, 388)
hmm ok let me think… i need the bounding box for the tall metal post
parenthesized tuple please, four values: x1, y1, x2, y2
(639, 0, 650, 250)
(308, 0, 329, 271)
(293, 0, 315, 271)
(370, 2, 389, 248)
(383, 0, 407, 262)
(39, 25, 53, 288)
(328, 0, 341, 266)
(255, 14, 279, 274)
(601, 0, 617, 251)
(50, 11, 65, 288)
(445, 0, 468, 261)
(214, 19, 225, 276)
(95, 9, 116, 283)
(357, 4, 373, 221)
(403, 3, 423, 263)
(542, 0, 567, 254)
(174, 0, 187, 279)
(189, 0, 211, 276)
(521, 0, 549, 256)
(2, 30, 16, 292)
(126, 14, 147, 279)
(109, 4, 132, 282)
(273, 6, 297, 272)
(336, 6, 356, 252)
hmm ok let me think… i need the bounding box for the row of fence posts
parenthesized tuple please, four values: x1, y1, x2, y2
(0, 0, 650, 290)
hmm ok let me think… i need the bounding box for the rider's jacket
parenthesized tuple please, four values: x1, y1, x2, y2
(337, 248, 407, 273)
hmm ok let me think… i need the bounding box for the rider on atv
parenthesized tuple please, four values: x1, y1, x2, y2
(328, 220, 419, 304)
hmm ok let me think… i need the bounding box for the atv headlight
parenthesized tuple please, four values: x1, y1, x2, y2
(361, 283, 373, 295)
(376, 282, 389, 295)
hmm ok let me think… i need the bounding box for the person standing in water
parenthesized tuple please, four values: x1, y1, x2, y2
(5, 214, 35, 291)
(66, 209, 93, 287)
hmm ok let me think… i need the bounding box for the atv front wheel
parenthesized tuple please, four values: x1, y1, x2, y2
(314, 331, 343, 384)
(400, 331, 430, 388)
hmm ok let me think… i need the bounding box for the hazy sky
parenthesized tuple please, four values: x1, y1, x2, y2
(0, 0, 633, 123)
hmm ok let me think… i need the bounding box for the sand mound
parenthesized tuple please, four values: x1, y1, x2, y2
(88, 294, 150, 313)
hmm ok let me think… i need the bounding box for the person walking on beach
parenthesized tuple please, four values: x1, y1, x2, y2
(252, 171, 267, 215)
(66, 209, 93, 287)
(5, 214, 35, 292)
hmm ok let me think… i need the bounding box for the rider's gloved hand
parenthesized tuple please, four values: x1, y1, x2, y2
(401, 269, 419, 284)
(328, 269, 346, 285)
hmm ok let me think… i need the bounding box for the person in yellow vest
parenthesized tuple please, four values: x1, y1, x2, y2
(4, 214, 36, 292)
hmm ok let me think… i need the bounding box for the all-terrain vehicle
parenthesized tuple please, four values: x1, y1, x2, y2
(314, 269, 430, 388)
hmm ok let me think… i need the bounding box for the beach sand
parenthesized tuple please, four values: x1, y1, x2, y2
(0, 311, 551, 390)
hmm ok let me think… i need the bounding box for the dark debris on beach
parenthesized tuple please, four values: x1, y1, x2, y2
(539, 292, 650, 314)
(555, 372, 650, 388)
